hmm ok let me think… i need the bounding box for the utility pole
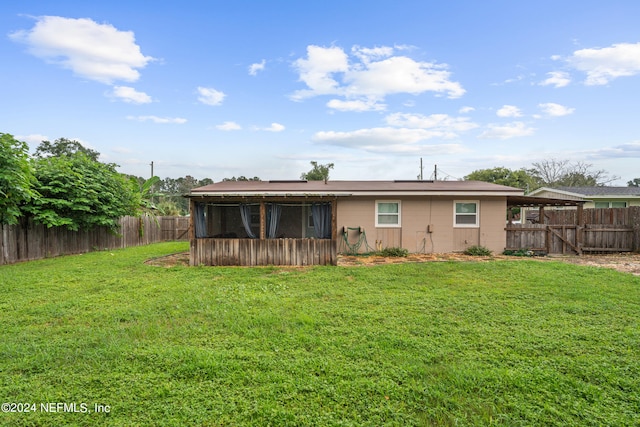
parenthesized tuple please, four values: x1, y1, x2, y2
(434, 164, 438, 181)
(418, 158, 424, 180)
(150, 161, 154, 179)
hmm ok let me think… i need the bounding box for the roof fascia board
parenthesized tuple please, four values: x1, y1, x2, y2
(189, 191, 522, 197)
(529, 187, 584, 198)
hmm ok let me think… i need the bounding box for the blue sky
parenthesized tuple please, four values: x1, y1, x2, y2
(3, 1, 640, 184)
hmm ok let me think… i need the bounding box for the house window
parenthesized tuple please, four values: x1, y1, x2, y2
(595, 201, 627, 208)
(376, 201, 401, 227)
(454, 201, 479, 227)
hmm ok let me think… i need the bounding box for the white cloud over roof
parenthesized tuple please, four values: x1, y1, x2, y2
(9, 16, 154, 84)
(587, 141, 640, 159)
(312, 112, 476, 154)
(291, 44, 465, 111)
(479, 122, 535, 140)
(384, 113, 478, 133)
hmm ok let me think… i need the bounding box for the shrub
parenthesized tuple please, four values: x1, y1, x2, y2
(503, 249, 534, 257)
(463, 245, 492, 256)
(378, 247, 409, 257)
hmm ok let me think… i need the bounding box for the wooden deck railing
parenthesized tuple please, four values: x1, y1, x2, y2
(190, 238, 337, 266)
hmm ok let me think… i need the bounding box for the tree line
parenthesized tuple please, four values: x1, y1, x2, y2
(3, 131, 635, 230)
(0, 135, 339, 229)
(0, 134, 214, 228)
(464, 159, 639, 192)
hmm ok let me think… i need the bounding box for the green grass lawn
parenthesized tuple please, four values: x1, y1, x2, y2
(0, 242, 639, 426)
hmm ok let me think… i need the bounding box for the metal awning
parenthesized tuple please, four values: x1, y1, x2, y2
(507, 195, 587, 208)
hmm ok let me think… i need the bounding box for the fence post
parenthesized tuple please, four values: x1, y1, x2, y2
(632, 206, 640, 252)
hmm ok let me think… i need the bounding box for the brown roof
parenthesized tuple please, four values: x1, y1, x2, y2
(188, 180, 523, 197)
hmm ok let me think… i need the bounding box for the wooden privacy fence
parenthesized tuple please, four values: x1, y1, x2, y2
(0, 215, 189, 265)
(506, 207, 640, 254)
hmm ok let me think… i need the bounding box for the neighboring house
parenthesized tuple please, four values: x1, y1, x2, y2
(187, 180, 524, 266)
(529, 186, 640, 208)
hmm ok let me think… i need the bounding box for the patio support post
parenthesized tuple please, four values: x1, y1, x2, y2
(189, 198, 196, 240)
(259, 201, 266, 239)
(331, 198, 338, 265)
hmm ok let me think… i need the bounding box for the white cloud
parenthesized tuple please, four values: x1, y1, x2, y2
(15, 134, 48, 146)
(9, 16, 153, 84)
(568, 42, 640, 85)
(586, 141, 640, 159)
(313, 127, 465, 155)
(326, 98, 386, 112)
(291, 44, 465, 104)
(540, 71, 571, 88)
(459, 106, 475, 114)
(127, 115, 187, 124)
(385, 113, 478, 134)
(311, 111, 476, 155)
(197, 87, 226, 106)
(479, 122, 535, 139)
(345, 55, 465, 99)
(112, 146, 134, 154)
(216, 121, 242, 131)
(110, 86, 152, 104)
(291, 45, 349, 100)
(248, 60, 266, 76)
(496, 105, 523, 118)
(538, 102, 575, 117)
(351, 45, 394, 63)
(263, 123, 285, 132)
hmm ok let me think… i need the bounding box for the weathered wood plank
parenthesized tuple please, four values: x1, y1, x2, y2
(190, 238, 336, 266)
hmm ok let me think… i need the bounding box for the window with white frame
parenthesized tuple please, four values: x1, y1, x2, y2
(376, 201, 401, 227)
(595, 201, 628, 208)
(454, 201, 479, 227)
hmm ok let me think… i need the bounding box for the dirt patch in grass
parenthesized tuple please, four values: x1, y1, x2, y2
(145, 252, 190, 267)
(146, 250, 640, 275)
(540, 252, 640, 276)
(340, 252, 640, 275)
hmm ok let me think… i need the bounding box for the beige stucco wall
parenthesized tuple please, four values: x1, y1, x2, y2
(336, 196, 507, 254)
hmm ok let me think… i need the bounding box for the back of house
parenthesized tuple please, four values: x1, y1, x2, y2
(186, 180, 524, 266)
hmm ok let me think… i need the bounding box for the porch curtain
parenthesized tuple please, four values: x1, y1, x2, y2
(194, 202, 207, 238)
(311, 202, 331, 239)
(266, 203, 281, 238)
(239, 204, 256, 238)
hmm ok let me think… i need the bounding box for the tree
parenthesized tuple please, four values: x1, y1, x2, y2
(222, 176, 261, 182)
(464, 167, 540, 192)
(628, 178, 640, 187)
(156, 175, 215, 215)
(530, 159, 617, 188)
(25, 152, 139, 231)
(137, 176, 162, 216)
(34, 137, 100, 161)
(0, 133, 36, 224)
(300, 161, 334, 181)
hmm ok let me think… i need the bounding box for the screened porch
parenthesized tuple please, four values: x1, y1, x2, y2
(189, 198, 337, 266)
